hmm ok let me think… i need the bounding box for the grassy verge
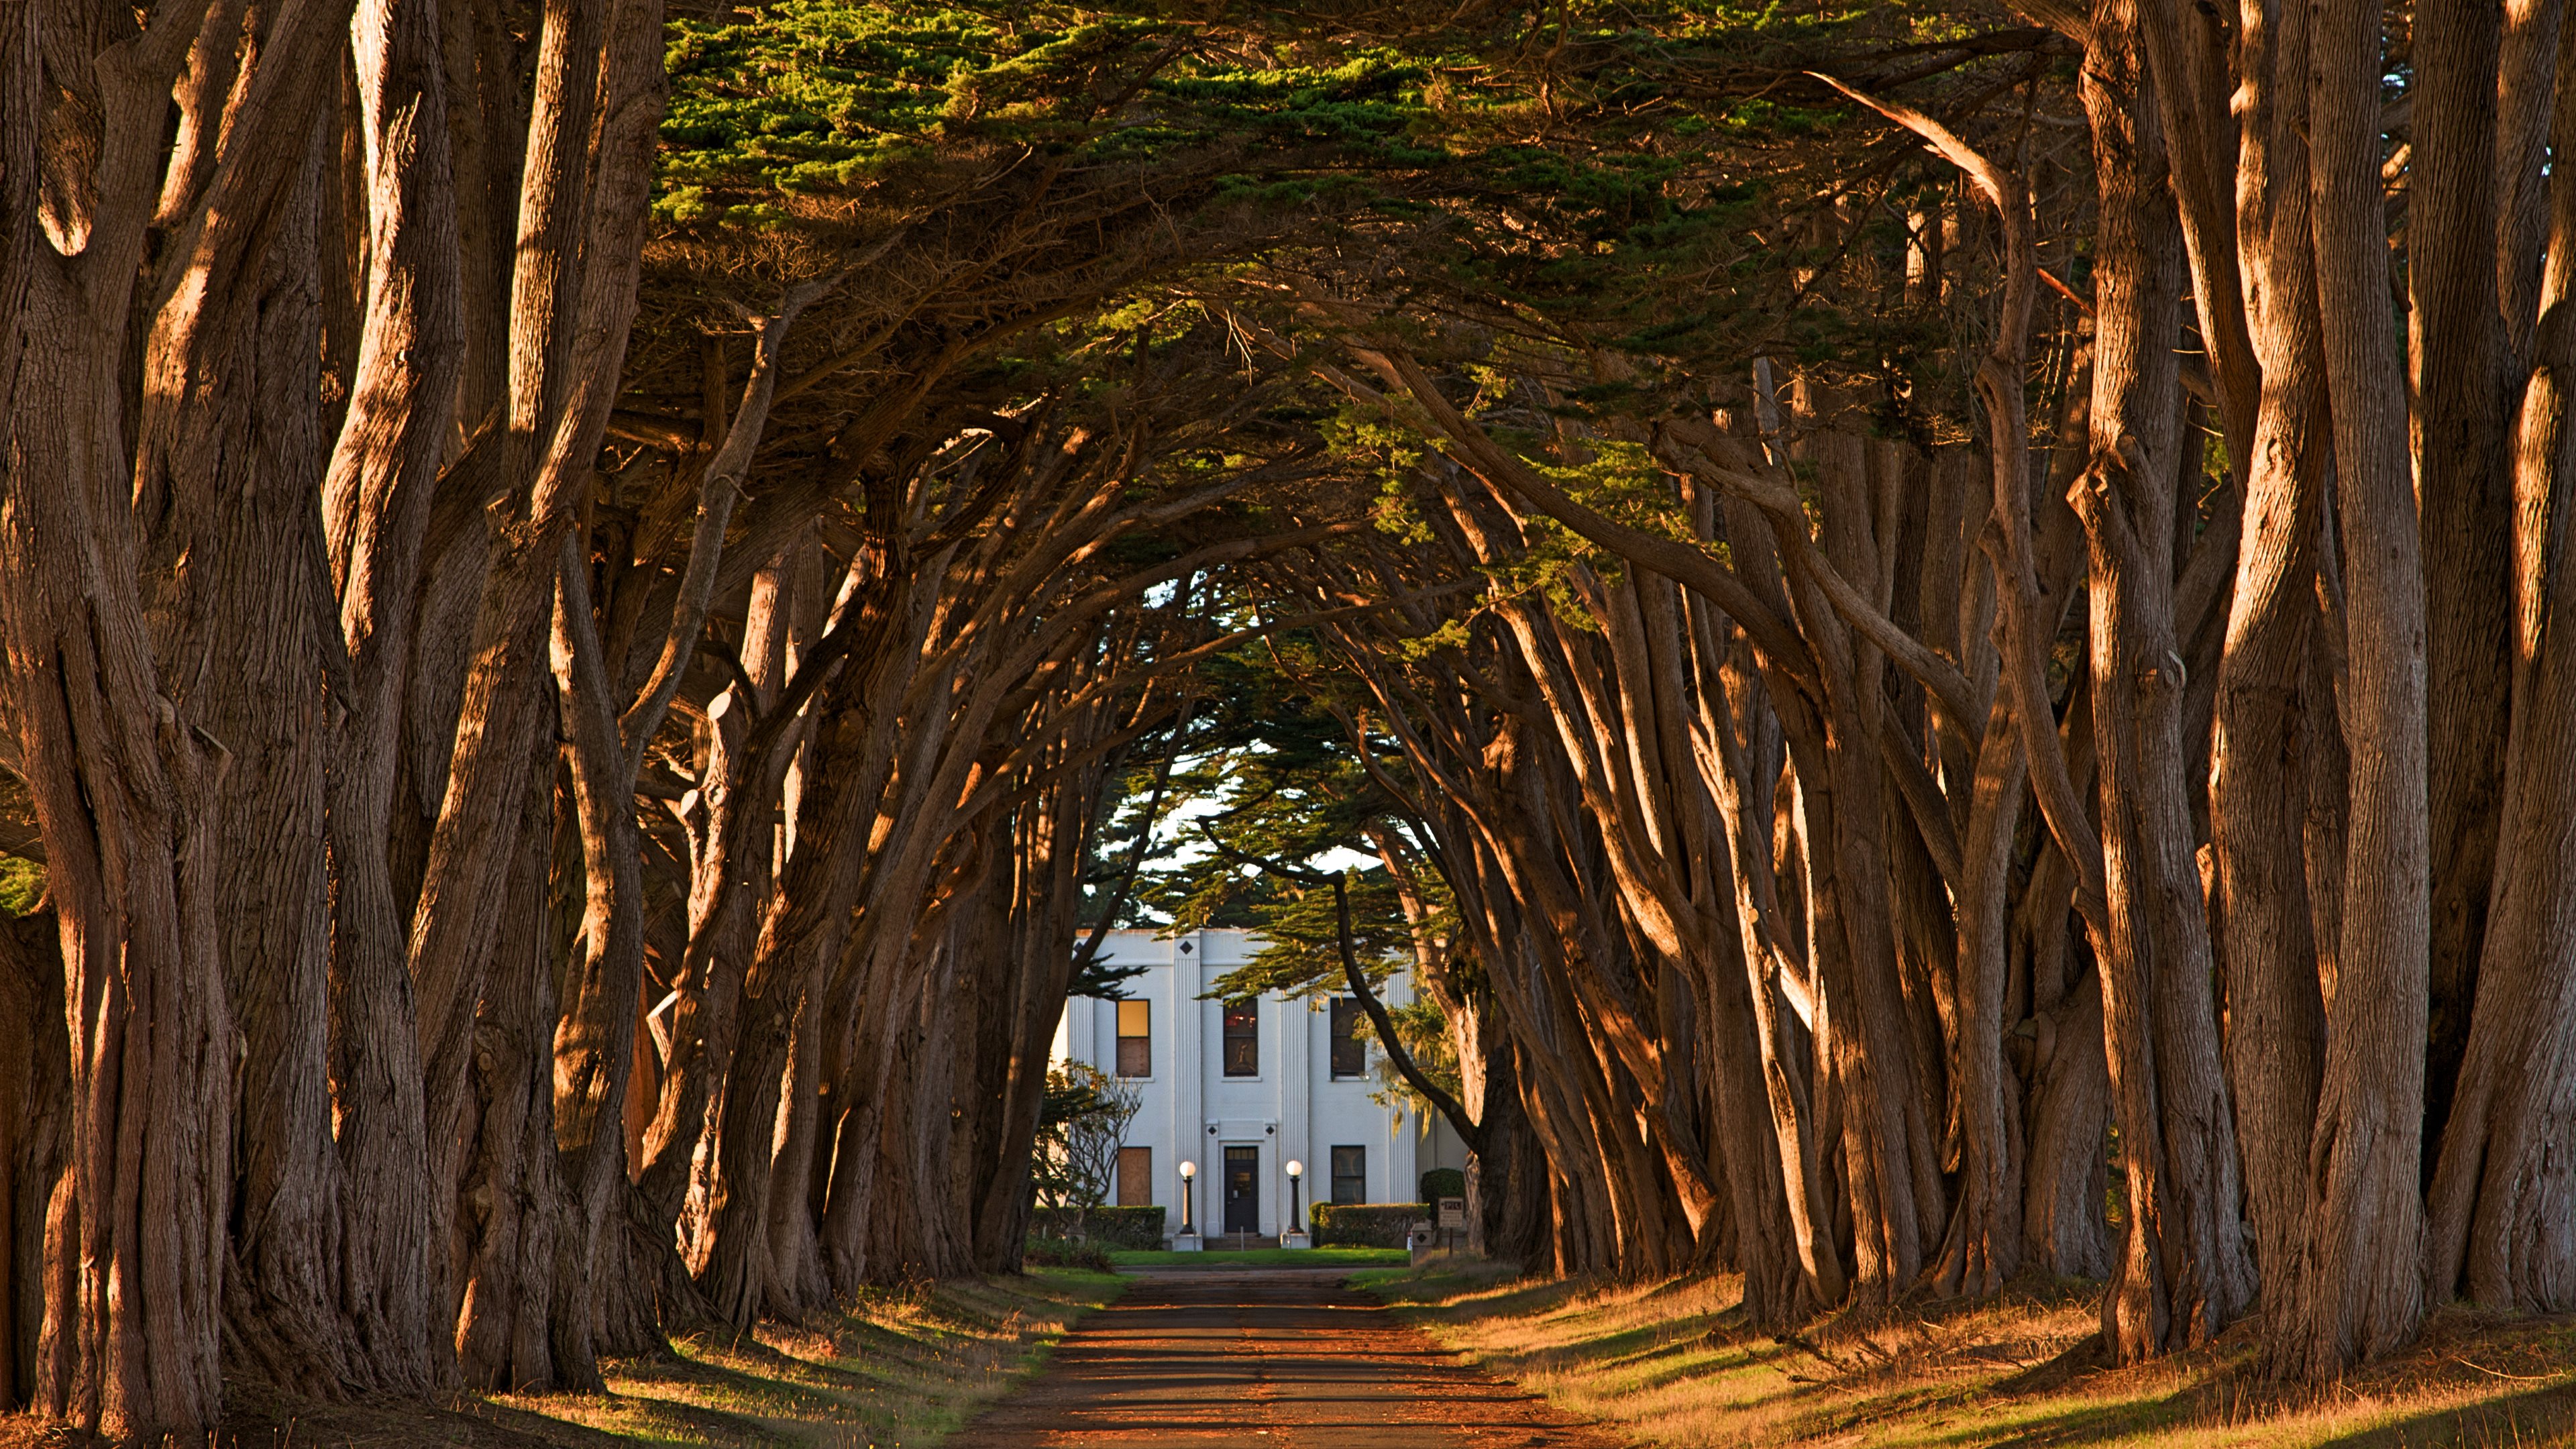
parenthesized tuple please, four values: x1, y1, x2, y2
(1356, 1262, 2576, 1448)
(3, 1268, 1124, 1449)
(1112, 1246, 1409, 1269)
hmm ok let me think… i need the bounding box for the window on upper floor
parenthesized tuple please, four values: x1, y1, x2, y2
(1330, 996, 1366, 1079)
(1222, 999, 1258, 1076)
(1116, 999, 1150, 1078)
(1330, 1144, 1366, 1205)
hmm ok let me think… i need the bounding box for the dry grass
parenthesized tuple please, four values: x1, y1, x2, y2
(1358, 1263, 2576, 1448)
(0, 1269, 1122, 1449)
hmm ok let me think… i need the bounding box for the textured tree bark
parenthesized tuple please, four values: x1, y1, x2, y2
(1421, 753, 1655, 1278)
(1637, 574, 1815, 1322)
(2075, 0, 2253, 1359)
(152, 117, 352, 1401)
(1480, 600, 1728, 1251)
(2423, 27, 2576, 1316)
(1706, 643, 1846, 1311)
(1796, 89, 2091, 1302)
(2135, 0, 2256, 453)
(0, 0, 368, 1419)
(1413, 810, 1599, 1274)
(321, 0, 466, 1395)
(1353, 350, 1936, 1299)
(410, 0, 663, 1336)
(2410, 0, 2515, 1165)
(967, 796, 1083, 1271)
(532, 551, 650, 1392)
(450, 780, 570, 1392)
(2, 272, 235, 1444)
(1465, 1044, 1553, 1268)
(3, 912, 70, 1409)
(2019, 969, 2112, 1279)
(529, 277, 808, 1387)
(2271, 0, 2434, 1378)
(2498, 0, 2565, 378)
(692, 513, 911, 1324)
(610, 541, 816, 1348)
(1937, 694, 2028, 1298)
(2210, 0, 2326, 1324)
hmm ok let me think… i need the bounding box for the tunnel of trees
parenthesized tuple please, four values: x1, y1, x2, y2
(1, 0, 2571, 1436)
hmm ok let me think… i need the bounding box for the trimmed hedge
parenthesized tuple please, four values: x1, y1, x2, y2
(1310, 1202, 1427, 1248)
(1020, 1236, 1115, 1271)
(1419, 1168, 1465, 1205)
(1029, 1205, 1166, 1250)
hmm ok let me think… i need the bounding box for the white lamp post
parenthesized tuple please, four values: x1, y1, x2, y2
(1283, 1159, 1311, 1249)
(1175, 1160, 1201, 1251)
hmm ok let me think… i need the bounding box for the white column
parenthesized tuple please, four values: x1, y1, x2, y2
(1063, 994, 1096, 1071)
(1174, 938, 1205, 1237)
(1277, 989, 1305, 1238)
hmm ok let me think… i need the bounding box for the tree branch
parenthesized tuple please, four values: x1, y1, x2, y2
(1335, 875, 1484, 1157)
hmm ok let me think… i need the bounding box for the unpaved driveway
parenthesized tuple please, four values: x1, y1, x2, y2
(961, 1267, 1629, 1448)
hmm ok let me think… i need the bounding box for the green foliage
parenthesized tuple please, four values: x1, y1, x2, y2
(1030, 1204, 1166, 1250)
(1067, 940, 1150, 1000)
(1311, 1201, 1428, 1248)
(1032, 1062, 1143, 1214)
(1200, 869, 1417, 1002)
(1020, 1236, 1118, 1270)
(1356, 413, 1701, 641)
(655, 1, 1452, 227)
(1108, 1245, 1408, 1267)
(1368, 995, 1464, 1122)
(1419, 1167, 1465, 1204)
(0, 857, 41, 916)
(659, 3, 1177, 220)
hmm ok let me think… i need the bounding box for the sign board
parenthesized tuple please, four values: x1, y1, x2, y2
(1438, 1196, 1466, 1230)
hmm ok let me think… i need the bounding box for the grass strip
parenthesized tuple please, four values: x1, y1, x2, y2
(99, 1268, 1128, 1449)
(1356, 1262, 2576, 1448)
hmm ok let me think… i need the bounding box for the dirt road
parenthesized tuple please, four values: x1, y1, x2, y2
(960, 1268, 1629, 1448)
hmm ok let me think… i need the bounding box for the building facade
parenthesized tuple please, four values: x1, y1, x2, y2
(1051, 928, 1467, 1244)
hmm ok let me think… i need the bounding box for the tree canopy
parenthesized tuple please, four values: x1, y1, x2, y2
(0, 0, 2560, 1437)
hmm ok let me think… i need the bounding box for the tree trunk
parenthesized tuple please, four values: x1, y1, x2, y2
(2422, 45, 2576, 1314)
(2076, 0, 2253, 1358)
(2271, 0, 2434, 1377)
(2210, 0, 2326, 1322)
(322, 0, 466, 1393)
(2410, 0, 2515, 1171)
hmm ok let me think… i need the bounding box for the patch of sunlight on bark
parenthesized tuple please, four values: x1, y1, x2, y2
(1358, 1267, 2576, 1448)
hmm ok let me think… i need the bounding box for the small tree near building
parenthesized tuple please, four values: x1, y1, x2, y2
(1033, 1062, 1143, 1240)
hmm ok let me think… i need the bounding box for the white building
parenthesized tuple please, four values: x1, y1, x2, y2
(1051, 928, 1468, 1244)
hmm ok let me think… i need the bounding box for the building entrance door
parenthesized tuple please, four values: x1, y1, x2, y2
(1222, 1145, 1260, 1235)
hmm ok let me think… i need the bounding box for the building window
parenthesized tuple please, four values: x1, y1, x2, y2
(1222, 1000, 1258, 1076)
(1331, 1145, 1366, 1205)
(1330, 997, 1366, 1079)
(1116, 1146, 1152, 1207)
(1116, 999, 1150, 1078)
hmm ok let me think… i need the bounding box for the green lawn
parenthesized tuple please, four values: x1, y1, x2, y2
(1110, 1246, 1410, 1269)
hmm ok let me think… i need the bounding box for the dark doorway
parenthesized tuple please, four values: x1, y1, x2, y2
(1223, 1145, 1260, 1234)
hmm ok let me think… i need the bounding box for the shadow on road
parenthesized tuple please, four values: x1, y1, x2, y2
(963, 1267, 1631, 1448)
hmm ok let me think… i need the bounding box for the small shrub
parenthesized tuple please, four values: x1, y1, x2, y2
(1028, 1204, 1167, 1250)
(1419, 1167, 1465, 1205)
(1020, 1236, 1115, 1271)
(1310, 1202, 1427, 1248)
